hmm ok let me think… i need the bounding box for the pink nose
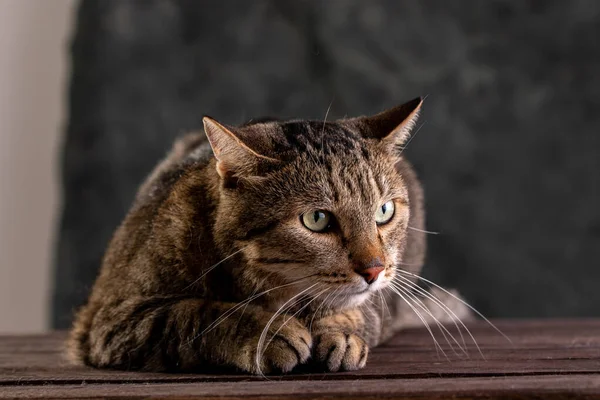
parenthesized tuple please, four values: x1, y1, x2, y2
(356, 266, 384, 284)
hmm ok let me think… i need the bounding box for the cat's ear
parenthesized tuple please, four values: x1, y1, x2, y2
(350, 97, 423, 153)
(203, 117, 279, 179)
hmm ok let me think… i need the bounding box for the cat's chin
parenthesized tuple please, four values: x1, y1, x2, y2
(335, 281, 388, 309)
(342, 290, 373, 308)
(369, 277, 390, 292)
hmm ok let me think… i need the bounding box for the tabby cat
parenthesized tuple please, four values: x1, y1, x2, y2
(69, 97, 471, 374)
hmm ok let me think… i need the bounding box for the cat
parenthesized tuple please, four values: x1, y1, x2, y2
(68, 97, 471, 374)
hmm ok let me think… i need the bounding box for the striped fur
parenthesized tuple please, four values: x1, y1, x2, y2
(68, 98, 469, 374)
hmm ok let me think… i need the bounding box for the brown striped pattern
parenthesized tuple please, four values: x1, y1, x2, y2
(67, 99, 472, 374)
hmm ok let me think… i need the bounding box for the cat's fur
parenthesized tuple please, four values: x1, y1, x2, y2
(68, 98, 470, 374)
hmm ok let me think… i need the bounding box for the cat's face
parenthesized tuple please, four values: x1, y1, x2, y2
(205, 99, 422, 311)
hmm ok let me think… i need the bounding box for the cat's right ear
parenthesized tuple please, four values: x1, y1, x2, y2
(203, 117, 279, 179)
(348, 97, 423, 157)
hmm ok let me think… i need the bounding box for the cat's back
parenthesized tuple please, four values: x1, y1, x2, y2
(91, 133, 216, 293)
(134, 132, 213, 208)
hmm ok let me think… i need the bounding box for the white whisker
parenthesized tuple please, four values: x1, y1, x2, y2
(184, 246, 248, 290)
(324, 285, 346, 311)
(393, 275, 469, 351)
(407, 226, 440, 235)
(320, 97, 335, 160)
(396, 270, 511, 344)
(308, 287, 338, 332)
(387, 284, 448, 359)
(377, 290, 391, 333)
(390, 281, 467, 356)
(398, 120, 427, 156)
(197, 275, 316, 340)
(360, 296, 381, 327)
(233, 283, 262, 331)
(264, 286, 327, 353)
(255, 283, 319, 375)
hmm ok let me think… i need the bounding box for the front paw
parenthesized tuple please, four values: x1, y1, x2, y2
(238, 314, 312, 374)
(313, 331, 368, 372)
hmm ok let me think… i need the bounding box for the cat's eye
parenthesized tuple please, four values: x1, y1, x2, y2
(375, 201, 395, 225)
(301, 210, 331, 232)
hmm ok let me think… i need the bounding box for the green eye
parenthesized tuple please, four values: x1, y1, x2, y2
(375, 201, 395, 225)
(301, 210, 331, 232)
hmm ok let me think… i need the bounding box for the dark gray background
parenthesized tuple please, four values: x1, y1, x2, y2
(53, 0, 600, 328)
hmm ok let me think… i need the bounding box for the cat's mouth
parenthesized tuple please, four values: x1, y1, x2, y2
(352, 274, 390, 295)
(354, 287, 370, 295)
(352, 276, 389, 295)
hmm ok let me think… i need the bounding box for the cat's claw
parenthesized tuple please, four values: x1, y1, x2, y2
(313, 331, 368, 372)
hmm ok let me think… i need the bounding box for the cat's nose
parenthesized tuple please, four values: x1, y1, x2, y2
(354, 260, 384, 284)
(357, 266, 384, 284)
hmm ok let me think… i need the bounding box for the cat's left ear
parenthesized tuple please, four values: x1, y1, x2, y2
(202, 117, 279, 180)
(349, 97, 423, 154)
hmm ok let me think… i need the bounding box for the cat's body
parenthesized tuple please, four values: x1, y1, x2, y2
(69, 98, 470, 374)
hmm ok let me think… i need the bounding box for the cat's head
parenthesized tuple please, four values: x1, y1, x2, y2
(204, 98, 423, 311)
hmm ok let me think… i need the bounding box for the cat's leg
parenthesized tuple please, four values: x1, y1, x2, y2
(70, 296, 312, 374)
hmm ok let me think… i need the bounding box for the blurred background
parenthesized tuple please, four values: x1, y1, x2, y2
(0, 0, 74, 332)
(0, 0, 598, 333)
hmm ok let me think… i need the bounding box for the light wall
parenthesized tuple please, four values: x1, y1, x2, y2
(0, 0, 76, 333)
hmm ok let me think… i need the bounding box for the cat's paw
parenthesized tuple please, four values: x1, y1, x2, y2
(313, 331, 368, 372)
(250, 316, 312, 374)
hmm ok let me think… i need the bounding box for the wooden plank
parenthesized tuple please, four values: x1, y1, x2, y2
(2, 375, 600, 399)
(0, 320, 598, 398)
(2, 354, 600, 385)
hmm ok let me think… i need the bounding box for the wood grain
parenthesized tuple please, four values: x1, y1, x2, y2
(1, 320, 599, 399)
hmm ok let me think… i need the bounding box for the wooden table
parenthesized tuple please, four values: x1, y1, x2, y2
(1, 320, 599, 399)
